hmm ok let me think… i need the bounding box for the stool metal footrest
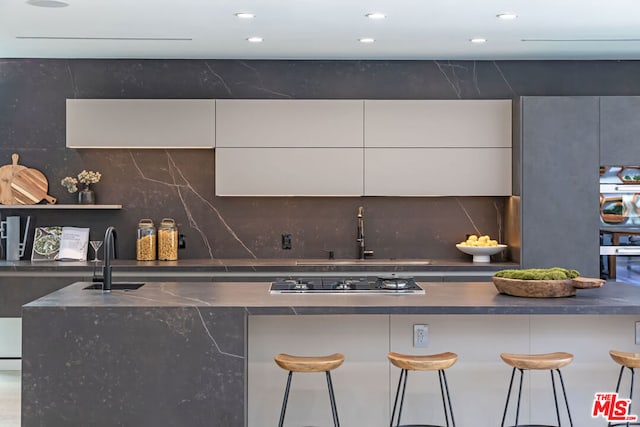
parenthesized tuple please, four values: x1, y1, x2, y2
(608, 365, 640, 427)
(394, 424, 454, 427)
(501, 368, 573, 427)
(503, 425, 570, 427)
(390, 368, 455, 427)
(278, 370, 340, 427)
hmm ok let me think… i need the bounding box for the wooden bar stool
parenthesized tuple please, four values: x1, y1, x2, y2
(500, 352, 574, 427)
(274, 353, 345, 427)
(387, 351, 458, 427)
(608, 350, 640, 426)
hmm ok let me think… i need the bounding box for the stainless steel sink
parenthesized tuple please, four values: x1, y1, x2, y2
(83, 282, 145, 291)
(295, 259, 431, 266)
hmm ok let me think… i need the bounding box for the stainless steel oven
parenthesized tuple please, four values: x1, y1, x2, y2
(600, 166, 640, 278)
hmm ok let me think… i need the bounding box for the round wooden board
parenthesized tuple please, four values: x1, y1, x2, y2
(0, 153, 26, 204)
(10, 168, 56, 205)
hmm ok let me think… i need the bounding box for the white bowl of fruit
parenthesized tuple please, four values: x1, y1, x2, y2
(456, 234, 507, 263)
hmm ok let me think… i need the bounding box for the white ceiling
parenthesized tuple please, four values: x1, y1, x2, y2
(2, 0, 640, 60)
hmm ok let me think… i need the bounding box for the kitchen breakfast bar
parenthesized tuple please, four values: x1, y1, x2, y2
(21, 280, 640, 427)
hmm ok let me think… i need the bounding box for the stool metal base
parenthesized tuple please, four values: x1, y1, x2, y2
(390, 368, 455, 427)
(501, 367, 573, 427)
(278, 370, 340, 427)
(608, 366, 640, 427)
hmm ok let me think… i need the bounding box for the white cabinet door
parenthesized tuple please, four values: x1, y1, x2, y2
(364, 148, 512, 196)
(216, 148, 363, 196)
(66, 99, 216, 148)
(364, 99, 512, 196)
(0, 318, 21, 369)
(364, 100, 511, 148)
(216, 100, 364, 148)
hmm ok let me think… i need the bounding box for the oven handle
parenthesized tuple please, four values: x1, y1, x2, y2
(616, 248, 640, 255)
(615, 185, 640, 192)
(600, 184, 640, 192)
(601, 246, 640, 255)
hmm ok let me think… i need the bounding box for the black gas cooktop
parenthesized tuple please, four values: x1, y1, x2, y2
(269, 276, 425, 294)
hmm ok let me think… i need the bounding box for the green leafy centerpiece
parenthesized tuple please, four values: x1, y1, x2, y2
(493, 268, 604, 298)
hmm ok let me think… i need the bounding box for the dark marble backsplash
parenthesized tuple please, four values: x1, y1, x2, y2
(3, 59, 640, 260)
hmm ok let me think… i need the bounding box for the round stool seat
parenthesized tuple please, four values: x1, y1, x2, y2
(500, 352, 573, 370)
(388, 351, 458, 371)
(274, 353, 345, 372)
(610, 350, 640, 368)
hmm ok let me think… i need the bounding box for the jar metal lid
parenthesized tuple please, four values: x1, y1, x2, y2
(138, 218, 155, 228)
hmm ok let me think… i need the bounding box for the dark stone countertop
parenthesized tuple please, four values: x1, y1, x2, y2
(24, 280, 640, 315)
(0, 258, 517, 275)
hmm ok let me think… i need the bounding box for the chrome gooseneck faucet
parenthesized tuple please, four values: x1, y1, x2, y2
(356, 206, 374, 260)
(102, 226, 118, 293)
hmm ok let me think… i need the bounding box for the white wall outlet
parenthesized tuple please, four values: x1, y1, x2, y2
(635, 321, 640, 345)
(413, 324, 428, 348)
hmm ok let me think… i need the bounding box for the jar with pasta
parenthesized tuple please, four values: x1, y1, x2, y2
(158, 218, 178, 261)
(136, 219, 156, 261)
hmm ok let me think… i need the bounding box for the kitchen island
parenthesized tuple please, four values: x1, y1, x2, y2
(22, 280, 640, 427)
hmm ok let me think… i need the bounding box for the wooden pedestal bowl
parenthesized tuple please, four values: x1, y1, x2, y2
(492, 276, 605, 298)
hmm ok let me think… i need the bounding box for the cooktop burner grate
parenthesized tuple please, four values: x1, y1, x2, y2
(269, 277, 424, 294)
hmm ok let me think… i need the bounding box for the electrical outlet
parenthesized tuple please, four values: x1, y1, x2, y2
(281, 234, 292, 250)
(413, 324, 428, 348)
(635, 321, 640, 345)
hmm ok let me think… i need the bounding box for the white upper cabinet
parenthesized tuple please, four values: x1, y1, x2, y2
(364, 100, 512, 148)
(66, 99, 215, 148)
(363, 99, 512, 196)
(364, 148, 512, 196)
(216, 100, 364, 148)
(216, 148, 363, 196)
(215, 100, 364, 196)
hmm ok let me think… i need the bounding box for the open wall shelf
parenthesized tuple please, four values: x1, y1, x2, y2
(0, 205, 122, 210)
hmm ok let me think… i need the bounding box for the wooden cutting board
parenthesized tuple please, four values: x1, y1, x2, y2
(10, 168, 57, 205)
(0, 154, 27, 204)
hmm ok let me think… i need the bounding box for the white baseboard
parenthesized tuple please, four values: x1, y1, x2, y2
(0, 359, 21, 370)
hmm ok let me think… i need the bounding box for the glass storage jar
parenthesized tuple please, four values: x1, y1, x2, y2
(157, 218, 178, 261)
(136, 219, 156, 261)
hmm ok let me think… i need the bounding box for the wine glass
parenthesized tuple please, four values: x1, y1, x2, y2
(90, 240, 103, 262)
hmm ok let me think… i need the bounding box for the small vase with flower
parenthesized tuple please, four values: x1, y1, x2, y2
(61, 170, 102, 205)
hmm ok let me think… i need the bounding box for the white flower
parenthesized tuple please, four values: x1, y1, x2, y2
(60, 177, 78, 193)
(61, 170, 101, 193)
(77, 170, 101, 185)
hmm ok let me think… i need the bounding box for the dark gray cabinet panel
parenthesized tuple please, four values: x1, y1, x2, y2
(519, 97, 600, 277)
(600, 97, 640, 165)
(0, 275, 91, 317)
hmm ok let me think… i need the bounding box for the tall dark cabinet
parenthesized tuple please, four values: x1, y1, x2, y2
(600, 96, 640, 166)
(515, 96, 600, 277)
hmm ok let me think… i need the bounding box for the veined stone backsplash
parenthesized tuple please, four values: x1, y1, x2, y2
(0, 147, 506, 260)
(3, 59, 640, 260)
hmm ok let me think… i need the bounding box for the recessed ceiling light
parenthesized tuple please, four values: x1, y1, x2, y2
(247, 37, 263, 43)
(26, 0, 68, 7)
(359, 38, 375, 43)
(496, 13, 518, 20)
(235, 12, 255, 19)
(366, 13, 386, 20)
(470, 38, 487, 44)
